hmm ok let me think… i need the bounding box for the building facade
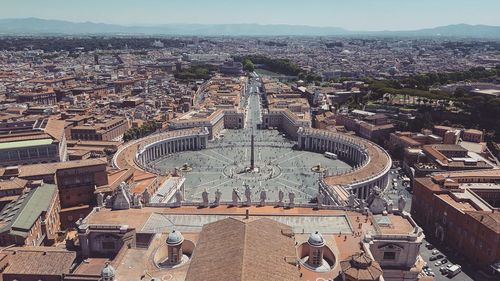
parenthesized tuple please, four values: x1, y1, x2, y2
(0, 183, 61, 247)
(411, 170, 500, 272)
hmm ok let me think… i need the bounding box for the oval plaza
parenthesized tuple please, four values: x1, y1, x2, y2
(113, 79, 391, 207)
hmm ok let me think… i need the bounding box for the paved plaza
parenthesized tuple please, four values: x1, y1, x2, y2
(153, 131, 351, 203)
(153, 81, 352, 203)
(142, 213, 353, 234)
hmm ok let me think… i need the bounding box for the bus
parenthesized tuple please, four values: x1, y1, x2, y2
(324, 152, 338, 160)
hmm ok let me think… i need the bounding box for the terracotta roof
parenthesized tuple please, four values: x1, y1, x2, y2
(44, 119, 66, 141)
(3, 247, 76, 276)
(340, 252, 382, 281)
(0, 178, 28, 190)
(431, 169, 500, 182)
(0, 158, 108, 178)
(464, 129, 482, 134)
(466, 211, 500, 234)
(185, 217, 300, 281)
(309, 128, 391, 186)
(0, 133, 52, 144)
(422, 145, 449, 164)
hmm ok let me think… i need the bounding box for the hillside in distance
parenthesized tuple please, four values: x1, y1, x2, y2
(1, 18, 500, 38)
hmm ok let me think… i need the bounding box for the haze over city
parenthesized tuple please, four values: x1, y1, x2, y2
(1, 0, 500, 30)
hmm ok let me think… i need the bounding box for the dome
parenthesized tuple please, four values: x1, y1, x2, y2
(351, 252, 373, 269)
(308, 231, 325, 247)
(340, 252, 382, 281)
(101, 262, 116, 278)
(166, 229, 184, 246)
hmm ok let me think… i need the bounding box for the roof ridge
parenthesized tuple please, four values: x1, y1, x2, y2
(240, 217, 249, 281)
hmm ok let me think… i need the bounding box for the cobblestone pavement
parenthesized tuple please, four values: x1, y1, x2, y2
(154, 78, 352, 203)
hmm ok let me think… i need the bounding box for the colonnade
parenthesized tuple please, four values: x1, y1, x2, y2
(137, 133, 208, 166)
(298, 128, 391, 204)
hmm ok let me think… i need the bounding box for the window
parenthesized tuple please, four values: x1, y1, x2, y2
(19, 149, 29, 159)
(310, 249, 322, 265)
(383, 251, 396, 260)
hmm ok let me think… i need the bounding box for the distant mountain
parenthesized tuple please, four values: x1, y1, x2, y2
(373, 24, 500, 39)
(0, 18, 349, 36)
(0, 18, 500, 38)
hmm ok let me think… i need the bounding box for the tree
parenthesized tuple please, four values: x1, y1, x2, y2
(242, 59, 255, 72)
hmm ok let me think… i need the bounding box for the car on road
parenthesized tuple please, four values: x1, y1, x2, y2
(430, 254, 443, 261)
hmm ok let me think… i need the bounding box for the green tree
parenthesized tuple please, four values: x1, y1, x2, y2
(242, 59, 255, 72)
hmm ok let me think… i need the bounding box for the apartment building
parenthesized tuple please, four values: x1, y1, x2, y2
(70, 117, 130, 141)
(0, 183, 61, 247)
(0, 118, 67, 167)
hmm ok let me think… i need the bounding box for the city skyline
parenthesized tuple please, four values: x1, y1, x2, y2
(1, 0, 500, 31)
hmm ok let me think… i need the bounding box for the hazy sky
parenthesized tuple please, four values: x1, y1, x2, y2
(1, 0, 500, 31)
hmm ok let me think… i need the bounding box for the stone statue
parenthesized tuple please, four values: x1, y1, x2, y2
(360, 199, 367, 210)
(232, 188, 241, 207)
(201, 188, 209, 208)
(288, 191, 296, 208)
(174, 190, 183, 206)
(142, 189, 151, 205)
(317, 192, 325, 209)
(96, 193, 104, 207)
(133, 193, 142, 208)
(244, 185, 252, 206)
(348, 192, 356, 207)
(105, 195, 113, 208)
(368, 187, 387, 214)
(398, 195, 406, 212)
(278, 189, 284, 207)
(112, 183, 131, 210)
(214, 188, 222, 206)
(259, 189, 267, 206)
(387, 200, 393, 212)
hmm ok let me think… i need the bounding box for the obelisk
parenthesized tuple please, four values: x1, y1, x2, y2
(250, 128, 255, 170)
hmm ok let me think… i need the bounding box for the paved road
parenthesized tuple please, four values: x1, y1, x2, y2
(244, 78, 262, 130)
(419, 238, 475, 281)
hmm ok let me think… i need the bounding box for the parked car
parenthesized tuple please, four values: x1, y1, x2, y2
(436, 254, 444, 260)
(430, 255, 439, 261)
(431, 250, 440, 255)
(426, 243, 434, 249)
(434, 261, 442, 266)
(441, 258, 448, 264)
